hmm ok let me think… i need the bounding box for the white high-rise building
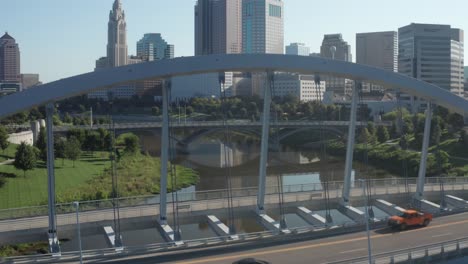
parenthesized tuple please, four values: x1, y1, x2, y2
(107, 0, 128, 67)
(356, 31, 398, 92)
(399, 23, 464, 97)
(242, 0, 284, 54)
(89, 0, 134, 100)
(286, 43, 310, 56)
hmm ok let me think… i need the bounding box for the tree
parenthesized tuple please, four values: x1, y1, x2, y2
(35, 128, 47, 161)
(460, 130, 468, 147)
(63, 113, 73, 124)
(0, 125, 9, 154)
(185, 106, 194, 115)
(376, 126, 390, 143)
(124, 134, 140, 154)
(54, 136, 66, 166)
(447, 113, 464, 132)
(430, 121, 442, 146)
(358, 128, 372, 144)
(151, 106, 160, 116)
(83, 131, 99, 152)
(65, 136, 82, 167)
(367, 122, 376, 136)
(399, 134, 410, 150)
(13, 142, 37, 177)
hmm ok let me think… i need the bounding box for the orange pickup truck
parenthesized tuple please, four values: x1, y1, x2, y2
(387, 209, 433, 230)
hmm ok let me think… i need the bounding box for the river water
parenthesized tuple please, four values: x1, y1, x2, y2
(136, 130, 399, 192)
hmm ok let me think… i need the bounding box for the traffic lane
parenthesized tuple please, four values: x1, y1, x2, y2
(171, 212, 468, 264)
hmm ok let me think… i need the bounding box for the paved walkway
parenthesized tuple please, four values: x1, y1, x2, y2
(0, 159, 14, 166)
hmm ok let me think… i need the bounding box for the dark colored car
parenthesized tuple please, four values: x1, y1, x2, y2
(233, 258, 271, 264)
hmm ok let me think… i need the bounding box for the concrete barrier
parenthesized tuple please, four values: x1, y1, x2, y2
(445, 195, 468, 209)
(103, 226, 117, 247)
(7, 130, 33, 145)
(339, 205, 365, 223)
(257, 213, 290, 234)
(207, 215, 238, 240)
(420, 199, 443, 213)
(375, 199, 405, 216)
(156, 220, 184, 246)
(297, 207, 327, 227)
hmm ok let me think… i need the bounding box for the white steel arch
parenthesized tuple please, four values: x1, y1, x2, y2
(0, 54, 467, 119)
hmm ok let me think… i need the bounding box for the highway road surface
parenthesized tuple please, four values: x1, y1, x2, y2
(101, 212, 468, 264)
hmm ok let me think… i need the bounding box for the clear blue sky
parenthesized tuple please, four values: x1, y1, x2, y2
(1, 0, 467, 83)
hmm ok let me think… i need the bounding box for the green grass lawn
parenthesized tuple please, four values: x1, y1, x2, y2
(71, 152, 199, 201)
(0, 150, 199, 209)
(0, 152, 110, 209)
(0, 143, 18, 163)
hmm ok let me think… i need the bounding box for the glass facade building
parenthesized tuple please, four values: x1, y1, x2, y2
(137, 33, 174, 61)
(242, 0, 284, 54)
(398, 23, 464, 97)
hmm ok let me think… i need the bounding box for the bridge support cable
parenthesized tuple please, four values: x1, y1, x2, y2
(396, 91, 411, 203)
(415, 102, 433, 202)
(314, 75, 332, 224)
(218, 73, 236, 234)
(159, 80, 170, 224)
(109, 116, 122, 247)
(45, 103, 60, 254)
(357, 84, 374, 218)
(270, 74, 286, 229)
(341, 81, 360, 205)
(256, 71, 274, 213)
(168, 83, 182, 241)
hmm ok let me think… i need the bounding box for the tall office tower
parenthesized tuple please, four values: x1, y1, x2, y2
(320, 34, 352, 95)
(399, 23, 464, 97)
(195, 0, 242, 55)
(107, 0, 128, 67)
(242, 0, 284, 54)
(0, 32, 20, 82)
(137, 33, 175, 61)
(286, 43, 310, 56)
(356, 31, 398, 92)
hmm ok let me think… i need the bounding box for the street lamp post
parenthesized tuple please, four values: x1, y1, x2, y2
(360, 179, 373, 264)
(73, 201, 83, 264)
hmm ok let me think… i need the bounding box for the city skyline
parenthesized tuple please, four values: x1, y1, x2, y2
(1, 0, 468, 83)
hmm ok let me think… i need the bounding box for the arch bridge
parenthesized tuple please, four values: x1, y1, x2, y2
(0, 54, 467, 252)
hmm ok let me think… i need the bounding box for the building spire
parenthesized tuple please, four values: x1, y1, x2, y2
(113, 0, 122, 10)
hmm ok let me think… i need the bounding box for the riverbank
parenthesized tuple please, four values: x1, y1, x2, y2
(0, 151, 199, 209)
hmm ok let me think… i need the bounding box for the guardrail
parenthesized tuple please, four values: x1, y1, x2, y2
(0, 177, 467, 221)
(1, 220, 367, 264)
(328, 236, 468, 264)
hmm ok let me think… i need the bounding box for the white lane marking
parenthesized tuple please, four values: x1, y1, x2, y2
(432, 233, 453, 238)
(339, 248, 366, 254)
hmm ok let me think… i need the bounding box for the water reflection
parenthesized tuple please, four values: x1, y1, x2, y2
(135, 131, 397, 194)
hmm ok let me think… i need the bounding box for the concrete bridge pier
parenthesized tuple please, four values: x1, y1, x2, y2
(46, 103, 60, 255)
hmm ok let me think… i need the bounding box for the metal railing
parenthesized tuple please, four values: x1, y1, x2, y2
(0, 177, 467, 221)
